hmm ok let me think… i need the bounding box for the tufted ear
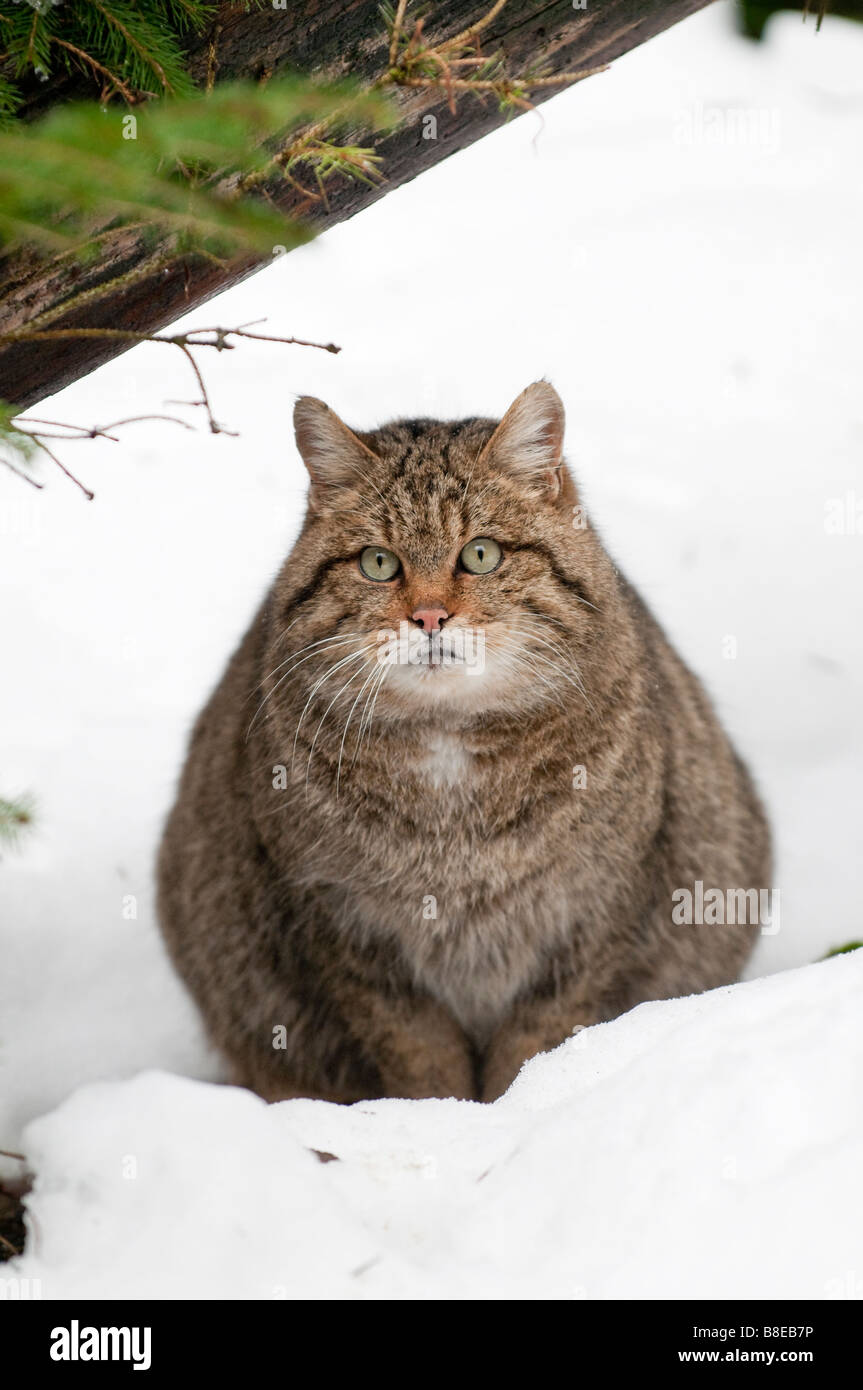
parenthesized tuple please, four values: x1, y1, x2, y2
(293, 397, 380, 501)
(479, 381, 566, 500)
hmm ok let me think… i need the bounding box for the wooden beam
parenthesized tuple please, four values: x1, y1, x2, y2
(0, 0, 713, 409)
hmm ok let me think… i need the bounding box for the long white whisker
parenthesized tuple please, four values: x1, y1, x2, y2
(291, 646, 376, 768)
(508, 619, 593, 705)
(522, 646, 590, 704)
(254, 632, 364, 696)
(305, 656, 376, 788)
(246, 634, 363, 740)
(351, 662, 389, 768)
(269, 611, 304, 653)
(363, 661, 390, 747)
(525, 647, 591, 707)
(336, 661, 385, 794)
(494, 628, 593, 709)
(493, 640, 568, 711)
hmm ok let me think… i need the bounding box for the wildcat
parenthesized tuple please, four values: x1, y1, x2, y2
(157, 382, 771, 1103)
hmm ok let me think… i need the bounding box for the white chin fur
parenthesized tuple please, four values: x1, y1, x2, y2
(371, 628, 564, 714)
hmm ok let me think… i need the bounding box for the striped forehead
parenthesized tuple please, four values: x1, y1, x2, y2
(371, 425, 494, 568)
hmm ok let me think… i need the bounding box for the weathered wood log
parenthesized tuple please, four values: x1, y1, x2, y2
(0, 0, 712, 409)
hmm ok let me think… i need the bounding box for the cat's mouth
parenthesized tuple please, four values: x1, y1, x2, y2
(375, 623, 487, 678)
(370, 620, 585, 715)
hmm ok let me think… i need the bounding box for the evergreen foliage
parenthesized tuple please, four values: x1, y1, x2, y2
(0, 0, 217, 119)
(0, 77, 394, 260)
(0, 795, 34, 849)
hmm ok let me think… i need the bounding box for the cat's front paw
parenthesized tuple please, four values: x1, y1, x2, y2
(480, 1034, 539, 1102)
(481, 1017, 588, 1102)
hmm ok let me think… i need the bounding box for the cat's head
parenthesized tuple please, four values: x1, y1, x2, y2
(273, 382, 604, 722)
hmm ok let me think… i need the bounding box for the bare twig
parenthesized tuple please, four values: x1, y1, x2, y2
(13, 427, 120, 442)
(32, 438, 95, 500)
(220, 329, 340, 354)
(394, 67, 607, 96)
(94, 414, 195, 432)
(0, 455, 43, 489)
(389, 0, 410, 68)
(93, 0, 170, 92)
(446, 0, 509, 53)
(0, 327, 340, 354)
(13, 417, 102, 434)
(382, 0, 608, 119)
(51, 36, 135, 104)
(206, 22, 222, 94)
(177, 342, 231, 435)
(11, 414, 191, 446)
(0, 321, 338, 495)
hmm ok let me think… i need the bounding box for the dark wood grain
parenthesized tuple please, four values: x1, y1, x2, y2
(0, 0, 713, 409)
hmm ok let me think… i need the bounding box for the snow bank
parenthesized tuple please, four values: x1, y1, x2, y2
(2, 9, 862, 1156)
(11, 952, 863, 1300)
(2, 3, 862, 1300)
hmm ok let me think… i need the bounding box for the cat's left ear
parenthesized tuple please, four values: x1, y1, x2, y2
(480, 381, 567, 501)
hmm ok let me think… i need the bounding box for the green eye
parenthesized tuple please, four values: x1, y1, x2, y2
(359, 546, 401, 581)
(460, 537, 502, 575)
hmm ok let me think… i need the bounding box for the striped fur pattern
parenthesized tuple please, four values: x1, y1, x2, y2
(157, 383, 770, 1102)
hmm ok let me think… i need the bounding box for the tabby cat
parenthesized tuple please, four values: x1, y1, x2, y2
(157, 382, 770, 1102)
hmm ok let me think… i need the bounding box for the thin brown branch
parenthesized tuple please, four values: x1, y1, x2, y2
(0, 455, 43, 489)
(12, 417, 96, 434)
(12, 428, 119, 442)
(0, 322, 341, 494)
(381, 0, 607, 120)
(0, 327, 340, 354)
(51, 36, 135, 104)
(14, 413, 193, 438)
(523, 67, 609, 88)
(206, 22, 222, 93)
(389, 0, 410, 68)
(394, 64, 607, 96)
(95, 414, 196, 432)
(177, 342, 226, 434)
(178, 327, 341, 353)
(92, 0, 169, 91)
(445, 0, 509, 55)
(34, 439, 95, 501)
(3, 412, 201, 498)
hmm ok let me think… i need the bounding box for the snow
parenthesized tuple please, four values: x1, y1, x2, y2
(1, 4, 862, 1298)
(10, 953, 863, 1299)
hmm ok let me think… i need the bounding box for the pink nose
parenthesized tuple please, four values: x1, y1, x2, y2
(411, 605, 449, 633)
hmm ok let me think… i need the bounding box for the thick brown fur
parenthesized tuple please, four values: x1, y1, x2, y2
(157, 383, 771, 1103)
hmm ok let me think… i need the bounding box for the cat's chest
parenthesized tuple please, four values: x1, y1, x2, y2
(414, 732, 473, 789)
(291, 745, 578, 1040)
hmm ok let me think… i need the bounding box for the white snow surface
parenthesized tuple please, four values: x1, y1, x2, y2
(1, 5, 862, 1299)
(10, 954, 863, 1300)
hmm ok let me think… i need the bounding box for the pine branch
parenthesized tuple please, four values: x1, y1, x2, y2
(0, 79, 395, 267)
(0, 795, 34, 848)
(0, 0, 217, 115)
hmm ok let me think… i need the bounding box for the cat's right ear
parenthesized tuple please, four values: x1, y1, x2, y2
(293, 397, 380, 504)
